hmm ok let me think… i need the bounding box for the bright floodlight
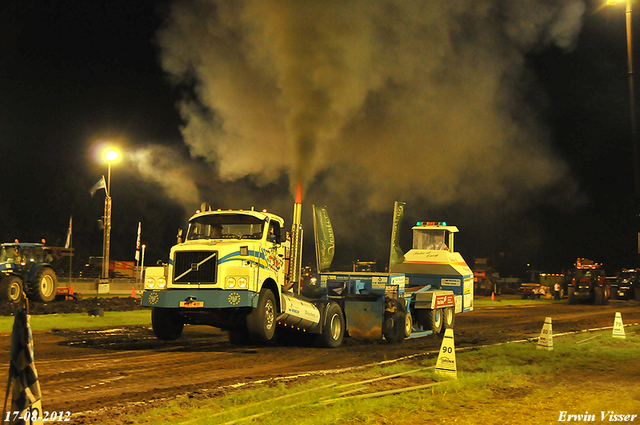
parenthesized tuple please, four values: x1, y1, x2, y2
(105, 150, 119, 162)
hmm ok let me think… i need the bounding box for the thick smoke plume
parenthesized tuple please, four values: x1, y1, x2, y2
(133, 0, 587, 262)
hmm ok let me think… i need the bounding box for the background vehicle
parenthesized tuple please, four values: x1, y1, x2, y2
(567, 258, 609, 305)
(611, 268, 640, 300)
(0, 243, 58, 303)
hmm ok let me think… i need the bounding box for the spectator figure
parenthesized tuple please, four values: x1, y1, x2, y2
(554, 282, 561, 300)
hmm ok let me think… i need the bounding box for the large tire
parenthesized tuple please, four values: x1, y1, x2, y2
(442, 307, 455, 332)
(635, 287, 640, 301)
(0, 275, 23, 304)
(151, 307, 184, 341)
(594, 286, 605, 305)
(383, 311, 406, 344)
(29, 266, 57, 302)
(611, 287, 619, 300)
(247, 288, 277, 343)
(418, 308, 443, 334)
(567, 286, 576, 305)
(317, 302, 345, 348)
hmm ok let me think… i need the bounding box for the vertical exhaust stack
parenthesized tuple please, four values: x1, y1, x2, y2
(286, 183, 303, 293)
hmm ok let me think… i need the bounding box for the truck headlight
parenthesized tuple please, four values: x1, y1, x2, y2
(145, 277, 155, 289)
(238, 277, 248, 288)
(226, 277, 236, 289)
(157, 277, 167, 289)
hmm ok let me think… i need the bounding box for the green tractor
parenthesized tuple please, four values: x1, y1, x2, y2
(0, 243, 58, 303)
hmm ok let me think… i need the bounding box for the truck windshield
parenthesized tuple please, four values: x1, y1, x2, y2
(413, 230, 449, 250)
(186, 214, 265, 240)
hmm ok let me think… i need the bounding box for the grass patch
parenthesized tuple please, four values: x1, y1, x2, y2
(114, 326, 640, 425)
(0, 310, 151, 332)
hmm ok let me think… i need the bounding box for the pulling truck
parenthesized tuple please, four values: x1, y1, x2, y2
(142, 197, 473, 347)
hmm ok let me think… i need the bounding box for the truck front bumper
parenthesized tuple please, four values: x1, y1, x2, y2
(142, 289, 257, 309)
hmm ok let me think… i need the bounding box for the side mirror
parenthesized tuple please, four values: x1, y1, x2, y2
(177, 228, 183, 244)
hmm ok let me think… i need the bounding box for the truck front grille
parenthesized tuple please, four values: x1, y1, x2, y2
(173, 251, 217, 284)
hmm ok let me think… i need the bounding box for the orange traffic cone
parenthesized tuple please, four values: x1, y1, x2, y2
(491, 292, 495, 301)
(131, 286, 137, 299)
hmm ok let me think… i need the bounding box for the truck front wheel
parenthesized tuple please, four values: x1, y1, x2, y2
(152, 307, 184, 341)
(317, 302, 345, 348)
(0, 275, 23, 304)
(247, 288, 276, 343)
(30, 267, 57, 302)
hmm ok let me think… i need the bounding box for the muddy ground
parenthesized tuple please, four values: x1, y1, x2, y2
(0, 297, 639, 424)
(0, 296, 143, 316)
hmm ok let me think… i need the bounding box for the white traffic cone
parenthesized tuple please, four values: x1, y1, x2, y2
(612, 312, 626, 339)
(537, 317, 553, 350)
(435, 328, 457, 378)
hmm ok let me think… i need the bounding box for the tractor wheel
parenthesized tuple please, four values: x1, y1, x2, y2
(151, 307, 184, 341)
(418, 308, 443, 334)
(0, 275, 24, 304)
(247, 288, 276, 343)
(29, 267, 58, 302)
(594, 286, 605, 305)
(316, 301, 345, 348)
(611, 289, 619, 300)
(442, 307, 455, 332)
(567, 286, 576, 305)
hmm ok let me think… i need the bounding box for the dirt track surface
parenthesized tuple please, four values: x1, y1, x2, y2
(1, 297, 640, 424)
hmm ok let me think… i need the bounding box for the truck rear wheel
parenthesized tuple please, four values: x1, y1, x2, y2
(152, 307, 184, 341)
(247, 288, 276, 343)
(317, 302, 344, 348)
(29, 267, 57, 302)
(0, 275, 23, 304)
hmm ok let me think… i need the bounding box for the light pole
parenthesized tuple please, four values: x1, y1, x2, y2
(140, 244, 146, 287)
(101, 149, 119, 282)
(608, 0, 640, 196)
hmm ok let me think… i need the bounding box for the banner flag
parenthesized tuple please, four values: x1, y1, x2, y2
(389, 201, 406, 269)
(89, 175, 106, 197)
(2, 307, 43, 425)
(64, 216, 72, 249)
(312, 206, 335, 272)
(135, 222, 141, 262)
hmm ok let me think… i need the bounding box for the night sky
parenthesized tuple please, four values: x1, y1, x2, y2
(2, 0, 639, 278)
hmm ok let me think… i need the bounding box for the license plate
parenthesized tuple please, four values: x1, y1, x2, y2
(179, 301, 204, 308)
